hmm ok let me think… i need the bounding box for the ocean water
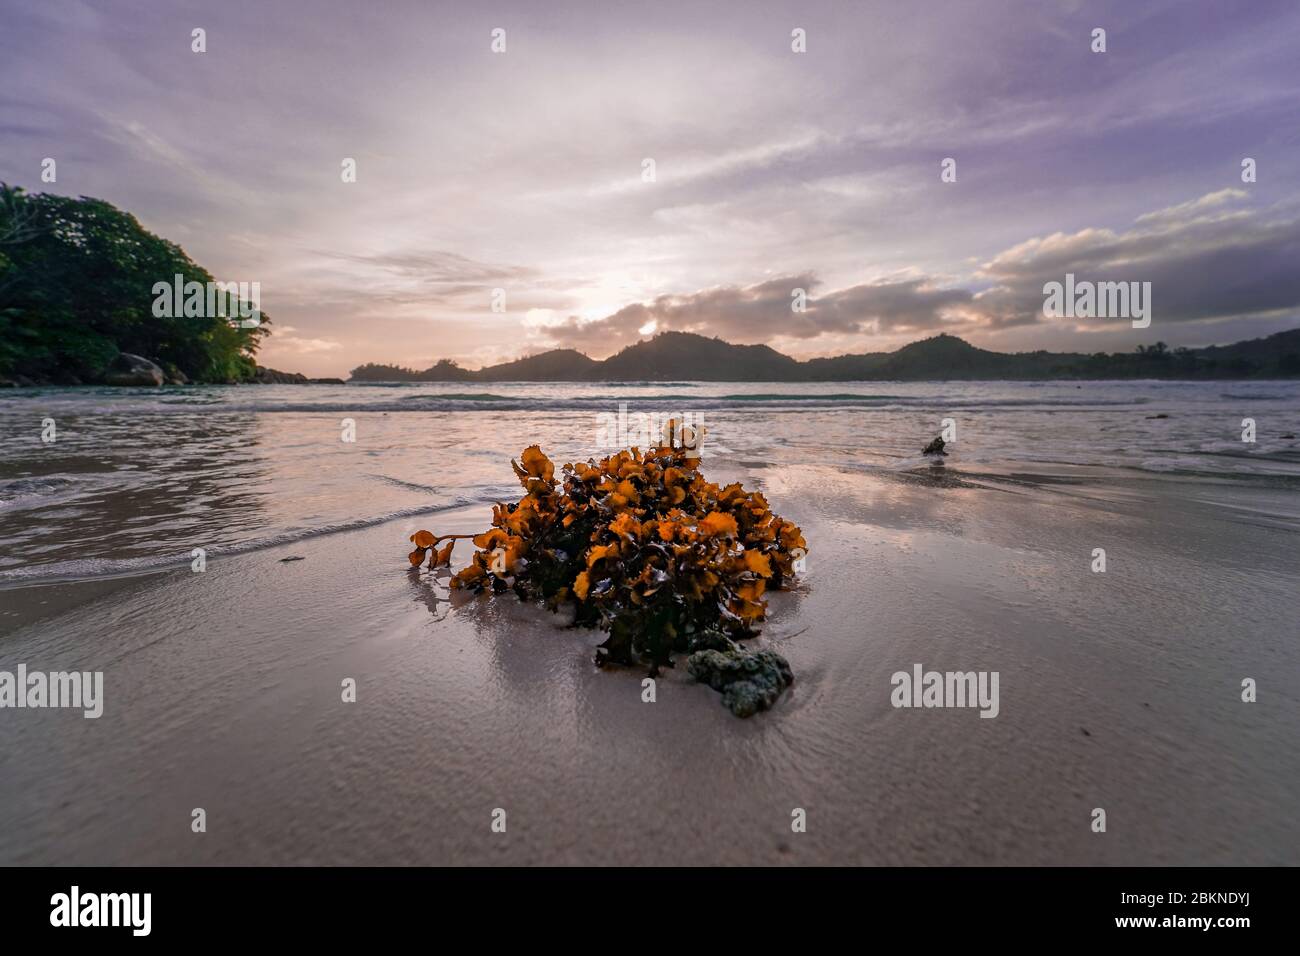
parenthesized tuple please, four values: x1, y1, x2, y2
(2, 379, 1298, 588)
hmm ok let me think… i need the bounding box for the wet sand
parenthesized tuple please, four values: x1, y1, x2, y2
(0, 461, 1296, 865)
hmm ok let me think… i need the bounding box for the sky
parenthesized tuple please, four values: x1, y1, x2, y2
(2, 0, 1299, 376)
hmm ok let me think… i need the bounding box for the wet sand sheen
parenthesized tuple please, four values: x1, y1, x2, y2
(0, 461, 1295, 865)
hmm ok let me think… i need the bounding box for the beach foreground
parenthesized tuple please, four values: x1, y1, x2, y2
(2, 387, 1297, 863)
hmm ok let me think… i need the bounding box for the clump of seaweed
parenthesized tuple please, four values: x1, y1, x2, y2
(406, 427, 807, 716)
(687, 646, 794, 718)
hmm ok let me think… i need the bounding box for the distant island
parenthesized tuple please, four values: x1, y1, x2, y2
(352, 328, 1300, 383)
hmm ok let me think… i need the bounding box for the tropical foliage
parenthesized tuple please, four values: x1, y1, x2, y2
(0, 184, 269, 383)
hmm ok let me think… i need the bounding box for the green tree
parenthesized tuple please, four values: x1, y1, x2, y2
(0, 184, 270, 383)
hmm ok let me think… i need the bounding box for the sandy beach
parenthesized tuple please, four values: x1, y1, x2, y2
(2, 382, 1297, 865)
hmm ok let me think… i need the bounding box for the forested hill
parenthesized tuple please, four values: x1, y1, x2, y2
(0, 184, 268, 385)
(351, 329, 1300, 382)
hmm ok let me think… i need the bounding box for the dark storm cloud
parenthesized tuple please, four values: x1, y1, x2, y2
(541, 274, 976, 349)
(974, 191, 1300, 330)
(546, 191, 1300, 349)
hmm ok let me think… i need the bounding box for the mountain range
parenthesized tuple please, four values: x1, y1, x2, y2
(349, 329, 1300, 382)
